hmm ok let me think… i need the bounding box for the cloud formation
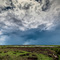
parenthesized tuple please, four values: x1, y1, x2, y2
(0, 0, 60, 45)
(0, 0, 60, 32)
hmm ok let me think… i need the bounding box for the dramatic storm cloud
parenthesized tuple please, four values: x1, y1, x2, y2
(0, 0, 60, 45)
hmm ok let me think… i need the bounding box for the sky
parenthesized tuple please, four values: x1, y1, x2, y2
(0, 0, 60, 45)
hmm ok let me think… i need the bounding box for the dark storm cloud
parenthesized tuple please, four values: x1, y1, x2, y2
(23, 28, 60, 45)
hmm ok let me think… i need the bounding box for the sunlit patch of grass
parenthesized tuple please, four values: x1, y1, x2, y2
(35, 53, 53, 60)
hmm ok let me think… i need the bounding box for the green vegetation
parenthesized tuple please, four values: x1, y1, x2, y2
(0, 45, 60, 60)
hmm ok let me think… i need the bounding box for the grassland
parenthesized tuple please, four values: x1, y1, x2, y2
(0, 45, 60, 60)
